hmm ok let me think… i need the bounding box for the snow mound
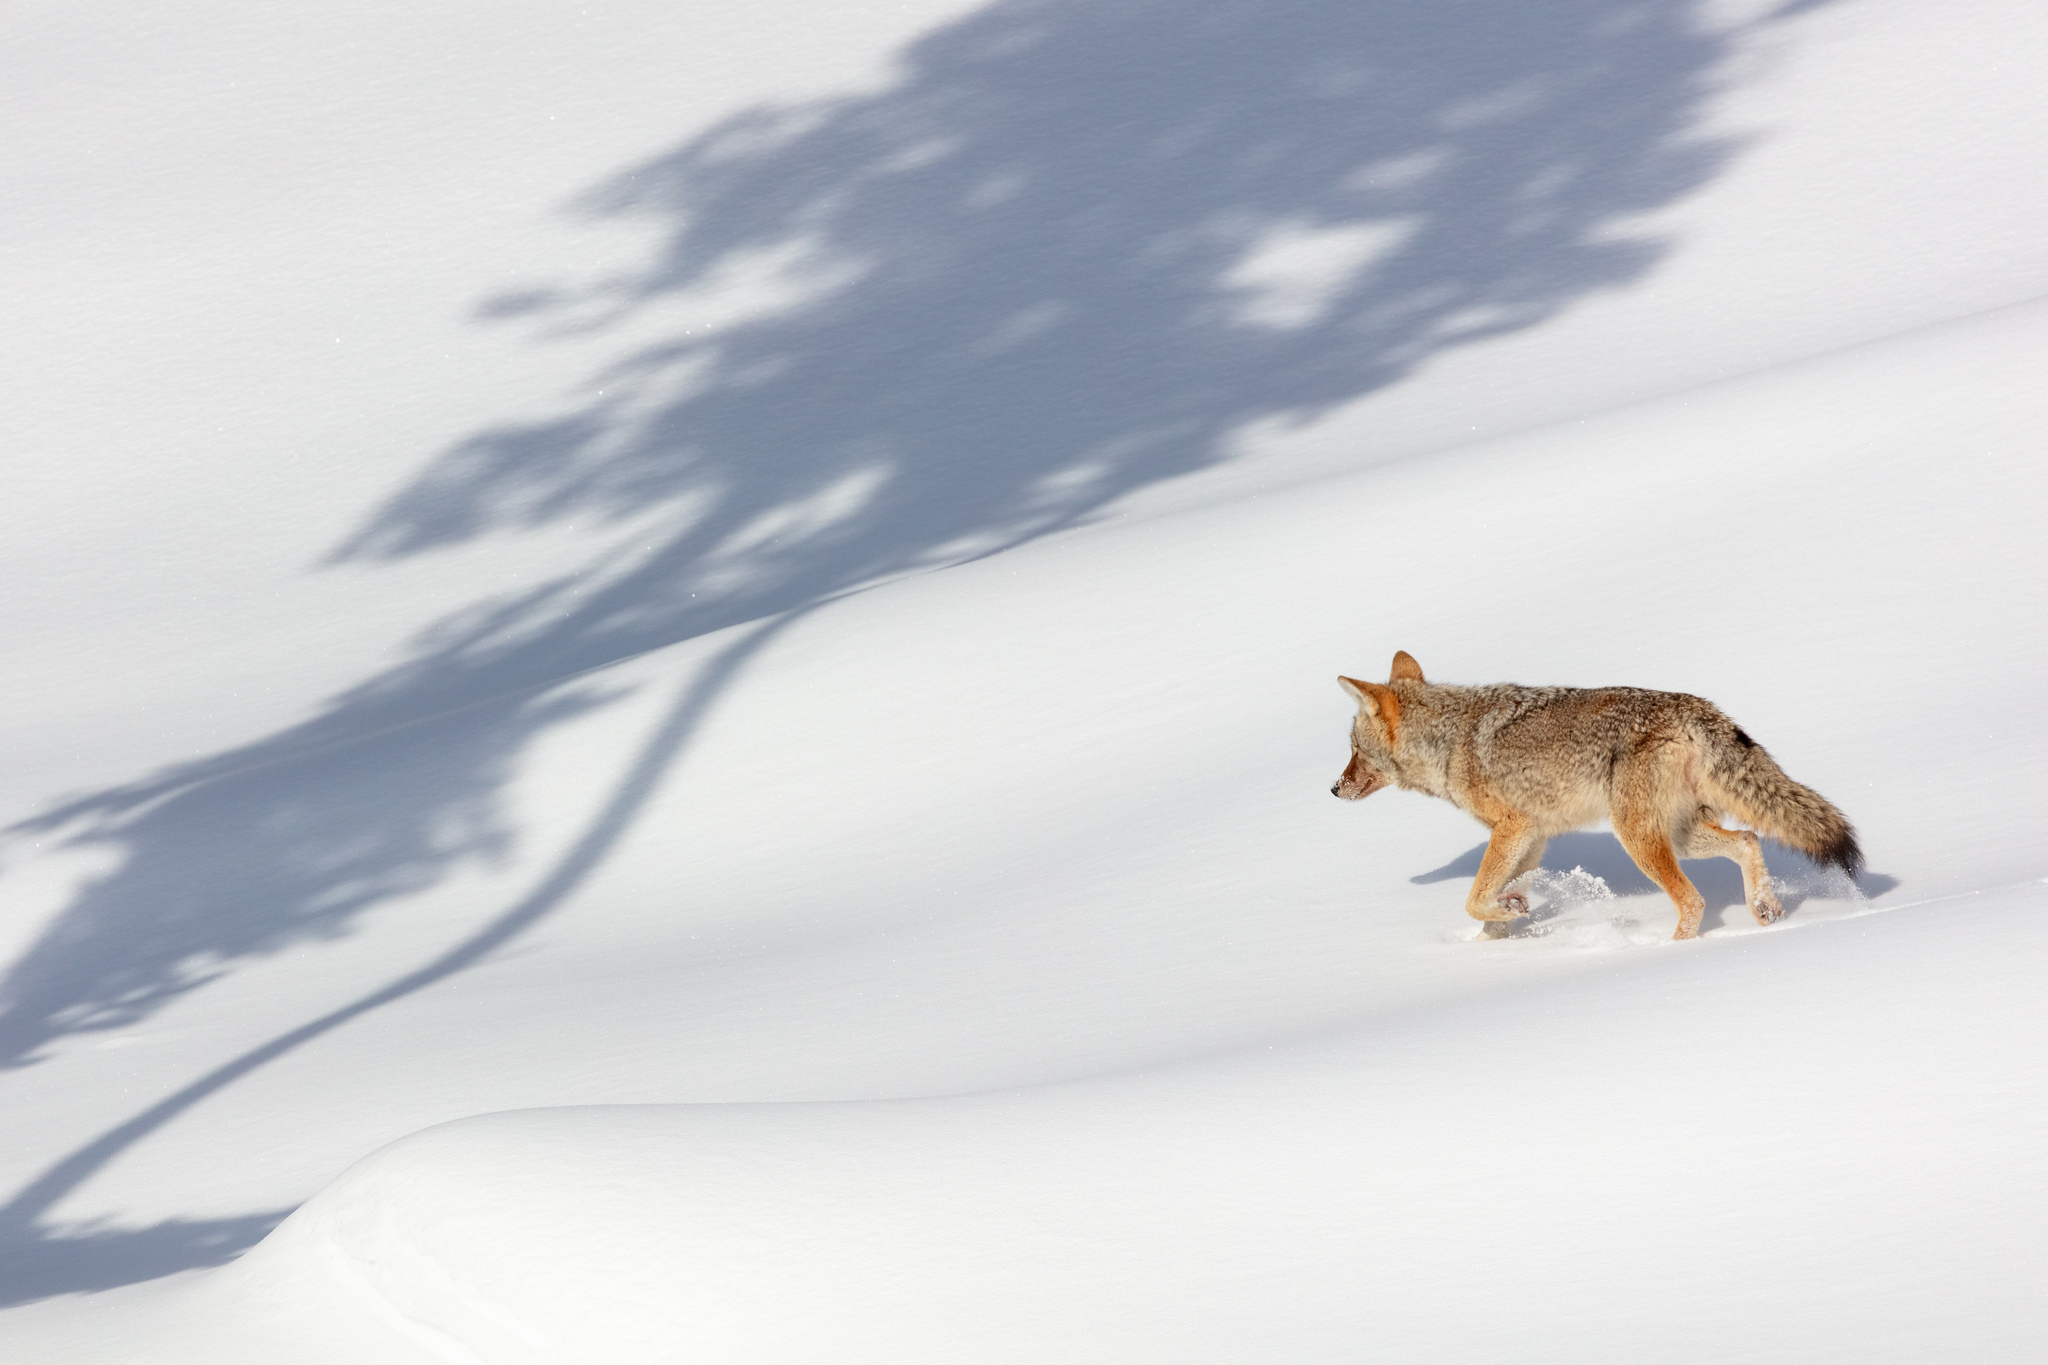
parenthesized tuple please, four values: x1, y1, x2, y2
(221, 876, 2048, 1365)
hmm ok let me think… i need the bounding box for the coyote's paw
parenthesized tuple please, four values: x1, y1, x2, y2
(1468, 890, 1530, 923)
(1750, 892, 1783, 926)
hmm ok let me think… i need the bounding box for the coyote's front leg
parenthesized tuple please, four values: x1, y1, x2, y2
(1465, 818, 1539, 923)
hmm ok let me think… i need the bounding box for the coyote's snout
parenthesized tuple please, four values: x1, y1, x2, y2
(1333, 651, 1862, 940)
(1330, 750, 1389, 800)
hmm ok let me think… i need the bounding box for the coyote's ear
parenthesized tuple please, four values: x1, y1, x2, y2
(1339, 676, 1400, 726)
(1390, 651, 1425, 683)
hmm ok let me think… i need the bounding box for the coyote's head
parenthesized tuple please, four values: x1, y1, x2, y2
(1331, 651, 1423, 800)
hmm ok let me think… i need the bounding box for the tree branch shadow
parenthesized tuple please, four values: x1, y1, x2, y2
(0, 613, 800, 1304)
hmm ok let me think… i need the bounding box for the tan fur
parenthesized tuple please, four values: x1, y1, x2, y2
(1333, 653, 1861, 941)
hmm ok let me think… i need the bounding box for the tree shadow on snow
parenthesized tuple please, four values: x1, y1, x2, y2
(0, 0, 1839, 1302)
(1412, 829, 1900, 934)
(0, 1212, 294, 1307)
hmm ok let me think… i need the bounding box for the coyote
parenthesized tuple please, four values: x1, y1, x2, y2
(1331, 652, 1861, 940)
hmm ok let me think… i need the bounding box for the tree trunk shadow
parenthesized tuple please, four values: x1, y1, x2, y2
(0, 612, 799, 1304)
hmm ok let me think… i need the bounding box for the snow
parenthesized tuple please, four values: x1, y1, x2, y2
(2, 0, 2046, 1360)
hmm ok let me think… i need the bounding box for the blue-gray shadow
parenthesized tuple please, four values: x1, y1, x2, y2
(1412, 829, 1900, 933)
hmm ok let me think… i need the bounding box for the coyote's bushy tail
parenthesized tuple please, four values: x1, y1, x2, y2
(1699, 718, 1863, 876)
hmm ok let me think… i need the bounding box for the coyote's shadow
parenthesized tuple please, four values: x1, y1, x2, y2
(1412, 830, 1899, 934)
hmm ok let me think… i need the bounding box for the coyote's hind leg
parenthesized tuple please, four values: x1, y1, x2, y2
(1679, 810, 1781, 925)
(1612, 805, 1707, 940)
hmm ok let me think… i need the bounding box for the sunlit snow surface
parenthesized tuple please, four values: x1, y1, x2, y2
(2, 0, 2046, 1360)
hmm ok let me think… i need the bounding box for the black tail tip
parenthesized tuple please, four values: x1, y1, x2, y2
(1821, 828, 1865, 879)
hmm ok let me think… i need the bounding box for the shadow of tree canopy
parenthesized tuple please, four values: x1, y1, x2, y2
(0, 0, 1833, 1301)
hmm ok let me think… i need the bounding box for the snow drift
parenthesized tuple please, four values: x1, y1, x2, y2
(3, 0, 2047, 1359)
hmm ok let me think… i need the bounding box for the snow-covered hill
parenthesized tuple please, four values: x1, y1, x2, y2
(2, 1, 2044, 1360)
